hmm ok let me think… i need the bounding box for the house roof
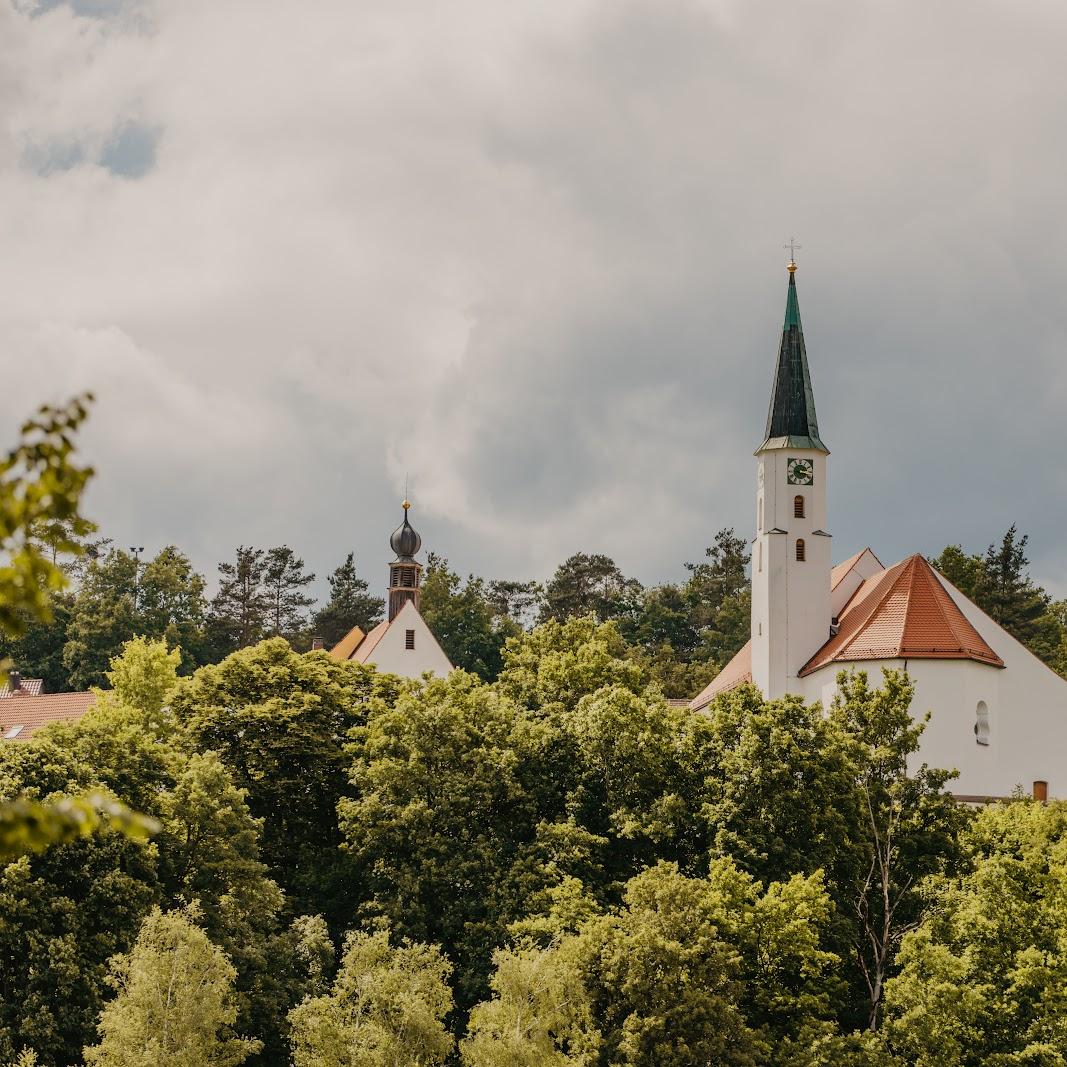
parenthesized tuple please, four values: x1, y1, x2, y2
(689, 641, 753, 711)
(0, 691, 96, 740)
(350, 620, 389, 664)
(800, 554, 1005, 676)
(760, 267, 828, 453)
(0, 678, 44, 698)
(329, 624, 367, 661)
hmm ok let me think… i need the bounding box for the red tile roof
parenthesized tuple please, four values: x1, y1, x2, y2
(800, 554, 1004, 676)
(0, 691, 96, 740)
(690, 641, 753, 711)
(0, 678, 44, 698)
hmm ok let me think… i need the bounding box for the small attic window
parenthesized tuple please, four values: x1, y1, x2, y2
(4, 725, 24, 739)
(794, 495, 805, 518)
(975, 701, 990, 746)
(405, 629, 415, 650)
(796, 538, 806, 562)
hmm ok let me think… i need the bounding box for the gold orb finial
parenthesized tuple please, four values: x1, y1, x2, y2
(787, 260, 798, 274)
(402, 499, 411, 511)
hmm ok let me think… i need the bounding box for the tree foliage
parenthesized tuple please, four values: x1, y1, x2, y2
(312, 554, 383, 647)
(288, 928, 453, 1067)
(84, 906, 260, 1067)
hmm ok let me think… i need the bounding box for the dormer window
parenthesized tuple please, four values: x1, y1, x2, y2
(796, 538, 806, 562)
(794, 495, 805, 519)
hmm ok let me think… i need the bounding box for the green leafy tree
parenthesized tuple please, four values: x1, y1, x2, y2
(420, 554, 519, 680)
(63, 547, 208, 689)
(883, 800, 1067, 1065)
(829, 670, 965, 1031)
(0, 396, 95, 638)
(497, 857, 840, 1067)
(0, 591, 75, 691)
(135, 546, 208, 667)
(91, 636, 182, 734)
(539, 554, 643, 626)
(84, 905, 260, 1067)
(701, 683, 863, 899)
(311, 553, 383, 646)
(288, 928, 453, 1067)
(209, 547, 271, 653)
(339, 671, 533, 1008)
(263, 546, 316, 643)
(170, 638, 392, 920)
(461, 941, 599, 1066)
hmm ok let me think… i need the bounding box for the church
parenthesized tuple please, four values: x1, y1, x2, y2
(690, 260, 1067, 801)
(329, 501, 453, 678)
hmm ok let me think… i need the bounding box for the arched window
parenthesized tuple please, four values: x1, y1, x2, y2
(757, 541, 763, 573)
(758, 497, 763, 531)
(796, 538, 806, 562)
(975, 701, 990, 746)
(794, 495, 805, 518)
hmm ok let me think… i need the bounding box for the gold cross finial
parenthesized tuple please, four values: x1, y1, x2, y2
(783, 237, 801, 272)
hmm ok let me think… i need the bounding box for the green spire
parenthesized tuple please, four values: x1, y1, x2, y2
(760, 266, 828, 453)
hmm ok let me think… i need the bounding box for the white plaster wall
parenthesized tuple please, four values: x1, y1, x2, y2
(831, 548, 884, 617)
(752, 447, 832, 697)
(806, 647, 1066, 798)
(365, 600, 453, 679)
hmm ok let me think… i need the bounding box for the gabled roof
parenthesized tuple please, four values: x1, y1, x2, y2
(690, 641, 753, 711)
(760, 268, 828, 453)
(800, 554, 1004, 676)
(0, 691, 95, 740)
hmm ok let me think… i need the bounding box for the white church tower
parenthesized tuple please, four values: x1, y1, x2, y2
(751, 259, 832, 697)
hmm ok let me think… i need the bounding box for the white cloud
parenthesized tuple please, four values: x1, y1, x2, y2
(2, 0, 1067, 593)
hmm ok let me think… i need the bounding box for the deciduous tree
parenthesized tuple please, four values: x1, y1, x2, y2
(84, 906, 260, 1067)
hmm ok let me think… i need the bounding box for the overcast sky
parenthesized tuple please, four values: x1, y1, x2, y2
(3, 0, 1067, 599)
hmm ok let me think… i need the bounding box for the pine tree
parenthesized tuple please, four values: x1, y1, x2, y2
(263, 546, 316, 643)
(311, 553, 383, 646)
(209, 547, 271, 652)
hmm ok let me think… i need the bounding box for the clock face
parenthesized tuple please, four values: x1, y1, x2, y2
(787, 458, 814, 486)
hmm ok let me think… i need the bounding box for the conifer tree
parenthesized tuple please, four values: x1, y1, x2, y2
(209, 546, 271, 652)
(263, 546, 316, 643)
(311, 553, 383, 646)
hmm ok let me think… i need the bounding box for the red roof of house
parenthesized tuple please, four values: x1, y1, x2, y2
(0, 691, 96, 740)
(690, 640, 753, 711)
(0, 678, 44, 698)
(800, 554, 1004, 676)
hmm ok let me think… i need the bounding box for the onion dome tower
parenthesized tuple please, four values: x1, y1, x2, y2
(387, 500, 423, 621)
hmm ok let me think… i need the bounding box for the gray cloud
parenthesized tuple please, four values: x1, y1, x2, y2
(2, 0, 1066, 600)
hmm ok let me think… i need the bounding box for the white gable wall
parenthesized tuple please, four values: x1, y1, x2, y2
(363, 600, 453, 679)
(800, 572, 1067, 798)
(831, 549, 885, 617)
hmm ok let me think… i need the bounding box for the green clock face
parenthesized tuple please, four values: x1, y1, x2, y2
(787, 458, 814, 486)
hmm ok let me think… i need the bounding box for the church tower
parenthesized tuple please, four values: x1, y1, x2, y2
(750, 259, 832, 698)
(387, 500, 423, 621)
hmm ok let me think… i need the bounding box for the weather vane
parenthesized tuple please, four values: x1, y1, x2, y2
(783, 237, 801, 272)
